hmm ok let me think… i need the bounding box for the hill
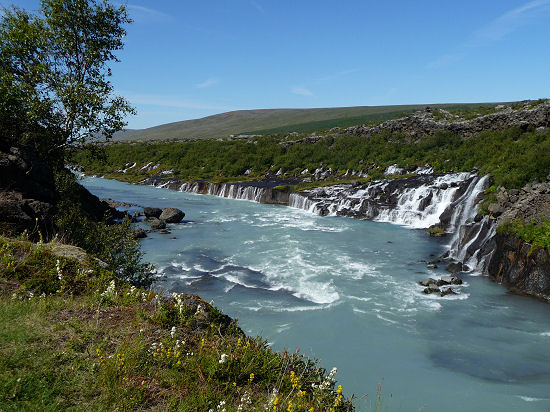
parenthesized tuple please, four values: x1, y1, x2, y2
(115, 103, 504, 141)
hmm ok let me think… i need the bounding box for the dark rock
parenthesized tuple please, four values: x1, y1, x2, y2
(440, 287, 457, 297)
(487, 233, 550, 301)
(423, 284, 440, 294)
(159, 207, 185, 223)
(488, 203, 504, 216)
(143, 207, 163, 218)
(419, 278, 437, 287)
(159, 229, 171, 234)
(439, 275, 463, 285)
(149, 218, 166, 230)
(445, 262, 464, 274)
(426, 263, 438, 269)
(418, 192, 433, 211)
(134, 228, 147, 239)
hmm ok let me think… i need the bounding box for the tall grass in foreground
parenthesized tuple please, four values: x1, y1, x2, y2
(0, 236, 367, 411)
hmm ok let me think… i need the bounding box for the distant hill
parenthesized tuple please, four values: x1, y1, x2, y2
(115, 103, 504, 142)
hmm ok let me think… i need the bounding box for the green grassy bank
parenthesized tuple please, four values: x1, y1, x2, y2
(0, 236, 357, 411)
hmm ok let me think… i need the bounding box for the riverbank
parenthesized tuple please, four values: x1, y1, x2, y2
(0, 235, 353, 411)
(78, 175, 550, 412)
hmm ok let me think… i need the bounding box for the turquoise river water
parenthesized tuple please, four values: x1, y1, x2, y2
(83, 176, 550, 411)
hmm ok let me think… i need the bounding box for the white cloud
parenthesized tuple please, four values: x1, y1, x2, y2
(124, 92, 232, 111)
(250, 0, 265, 14)
(428, 0, 550, 68)
(126, 4, 171, 22)
(195, 78, 220, 89)
(473, 0, 550, 43)
(291, 86, 314, 96)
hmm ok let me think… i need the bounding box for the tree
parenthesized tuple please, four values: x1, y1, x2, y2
(0, 0, 134, 167)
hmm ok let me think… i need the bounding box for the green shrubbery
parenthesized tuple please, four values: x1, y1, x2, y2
(75, 126, 550, 191)
(52, 170, 155, 288)
(496, 219, 550, 254)
(0, 237, 354, 411)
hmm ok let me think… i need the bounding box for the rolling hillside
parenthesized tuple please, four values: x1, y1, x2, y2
(115, 103, 503, 141)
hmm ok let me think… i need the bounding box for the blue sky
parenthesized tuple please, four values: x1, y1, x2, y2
(4, 0, 550, 129)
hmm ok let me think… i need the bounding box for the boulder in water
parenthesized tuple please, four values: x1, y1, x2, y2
(445, 262, 464, 274)
(439, 275, 463, 285)
(419, 278, 437, 287)
(440, 287, 457, 297)
(143, 207, 162, 218)
(159, 207, 185, 223)
(423, 284, 440, 294)
(149, 218, 166, 230)
(133, 228, 148, 239)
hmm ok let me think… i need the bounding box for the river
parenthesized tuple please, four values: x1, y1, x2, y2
(82, 175, 550, 411)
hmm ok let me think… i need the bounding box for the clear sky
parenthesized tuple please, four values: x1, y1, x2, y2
(4, 0, 550, 129)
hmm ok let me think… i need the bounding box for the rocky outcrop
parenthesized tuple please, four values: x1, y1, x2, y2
(478, 177, 550, 301)
(489, 179, 550, 224)
(341, 101, 550, 140)
(138, 176, 299, 205)
(487, 234, 550, 301)
(0, 145, 121, 239)
(0, 146, 58, 235)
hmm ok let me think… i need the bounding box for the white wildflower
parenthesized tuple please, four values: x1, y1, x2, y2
(237, 391, 252, 410)
(218, 353, 228, 364)
(170, 326, 176, 338)
(312, 366, 338, 390)
(101, 280, 116, 299)
(265, 388, 278, 410)
(55, 259, 62, 281)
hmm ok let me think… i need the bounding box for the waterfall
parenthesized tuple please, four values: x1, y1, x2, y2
(145, 172, 497, 273)
(289, 193, 318, 212)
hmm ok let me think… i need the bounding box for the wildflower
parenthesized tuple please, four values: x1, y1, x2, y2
(237, 338, 242, 347)
(237, 390, 252, 411)
(55, 259, 63, 281)
(287, 400, 293, 412)
(333, 385, 343, 407)
(216, 399, 226, 411)
(264, 388, 279, 411)
(219, 353, 229, 364)
(201, 338, 206, 348)
(195, 304, 203, 315)
(170, 326, 176, 338)
(248, 373, 254, 383)
(101, 280, 116, 299)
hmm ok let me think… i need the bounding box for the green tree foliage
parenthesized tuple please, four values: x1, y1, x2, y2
(0, 0, 134, 167)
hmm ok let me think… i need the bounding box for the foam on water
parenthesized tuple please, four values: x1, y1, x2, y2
(82, 175, 550, 412)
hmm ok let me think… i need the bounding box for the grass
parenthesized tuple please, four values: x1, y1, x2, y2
(426, 227, 447, 237)
(114, 103, 504, 142)
(496, 219, 550, 255)
(0, 236, 356, 411)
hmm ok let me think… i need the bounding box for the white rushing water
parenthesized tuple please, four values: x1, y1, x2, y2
(147, 172, 496, 273)
(82, 176, 550, 412)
